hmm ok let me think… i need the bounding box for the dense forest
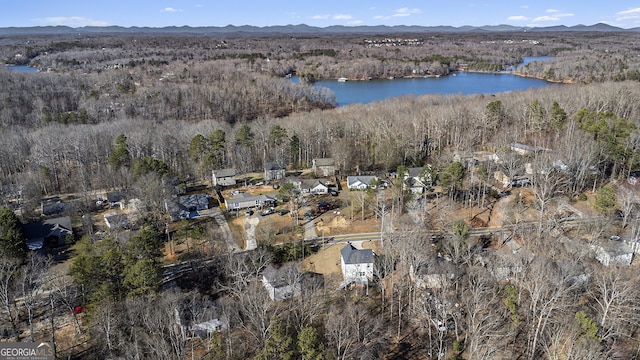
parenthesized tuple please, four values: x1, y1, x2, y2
(1, 30, 640, 359)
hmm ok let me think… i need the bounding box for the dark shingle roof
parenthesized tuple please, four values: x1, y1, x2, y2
(341, 243, 374, 265)
(265, 162, 285, 171)
(314, 158, 335, 167)
(263, 263, 300, 288)
(213, 168, 236, 178)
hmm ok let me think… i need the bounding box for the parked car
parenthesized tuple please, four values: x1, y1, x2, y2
(278, 209, 290, 216)
(261, 207, 275, 216)
(245, 210, 254, 216)
(304, 210, 316, 219)
(330, 189, 339, 196)
(317, 201, 333, 212)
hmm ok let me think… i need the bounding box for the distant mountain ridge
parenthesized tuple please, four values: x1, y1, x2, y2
(0, 23, 636, 36)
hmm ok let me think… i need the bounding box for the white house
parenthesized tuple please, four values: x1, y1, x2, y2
(405, 166, 431, 194)
(262, 263, 301, 301)
(346, 176, 378, 190)
(340, 243, 375, 285)
(264, 162, 286, 181)
(302, 179, 329, 194)
(212, 168, 237, 187)
(593, 241, 634, 266)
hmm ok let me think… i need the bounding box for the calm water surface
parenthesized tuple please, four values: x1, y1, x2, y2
(293, 56, 558, 106)
(5, 65, 38, 73)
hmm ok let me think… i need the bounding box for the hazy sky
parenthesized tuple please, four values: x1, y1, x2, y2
(3, 1, 640, 29)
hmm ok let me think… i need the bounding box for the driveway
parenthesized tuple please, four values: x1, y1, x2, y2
(244, 215, 260, 250)
(199, 208, 238, 252)
(301, 205, 318, 239)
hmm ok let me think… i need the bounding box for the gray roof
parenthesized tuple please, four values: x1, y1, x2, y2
(265, 162, 285, 171)
(213, 168, 236, 178)
(228, 193, 276, 203)
(106, 191, 125, 203)
(179, 194, 210, 209)
(300, 179, 327, 189)
(314, 158, 335, 167)
(407, 167, 423, 178)
(341, 243, 374, 265)
(511, 143, 546, 152)
(347, 176, 377, 187)
(263, 263, 300, 288)
(23, 217, 72, 249)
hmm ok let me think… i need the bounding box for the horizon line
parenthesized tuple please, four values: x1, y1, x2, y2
(0, 22, 634, 30)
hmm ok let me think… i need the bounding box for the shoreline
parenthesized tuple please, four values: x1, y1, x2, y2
(321, 70, 574, 84)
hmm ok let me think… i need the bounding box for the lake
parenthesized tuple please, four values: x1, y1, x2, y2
(5, 65, 38, 73)
(292, 56, 557, 106)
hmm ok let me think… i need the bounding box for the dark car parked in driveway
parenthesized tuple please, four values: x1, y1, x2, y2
(316, 201, 333, 212)
(304, 210, 316, 220)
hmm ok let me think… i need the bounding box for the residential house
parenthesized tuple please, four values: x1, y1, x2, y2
(299, 179, 329, 195)
(510, 143, 546, 156)
(262, 263, 302, 301)
(405, 167, 431, 194)
(179, 194, 210, 212)
(165, 193, 211, 221)
(174, 305, 227, 340)
(104, 212, 130, 230)
(23, 216, 73, 250)
(312, 158, 336, 177)
(41, 197, 66, 216)
(340, 243, 375, 286)
(106, 191, 125, 206)
(410, 258, 456, 289)
(212, 168, 237, 187)
(224, 192, 276, 212)
(494, 171, 530, 188)
(264, 162, 286, 181)
(473, 151, 501, 164)
(593, 240, 634, 266)
(289, 178, 329, 195)
(346, 176, 378, 190)
(477, 251, 525, 281)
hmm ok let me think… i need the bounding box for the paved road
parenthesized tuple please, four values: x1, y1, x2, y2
(163, 215, 616, 281)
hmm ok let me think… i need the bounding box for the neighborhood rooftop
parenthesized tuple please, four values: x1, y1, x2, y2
(341, 243, 375, 265)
